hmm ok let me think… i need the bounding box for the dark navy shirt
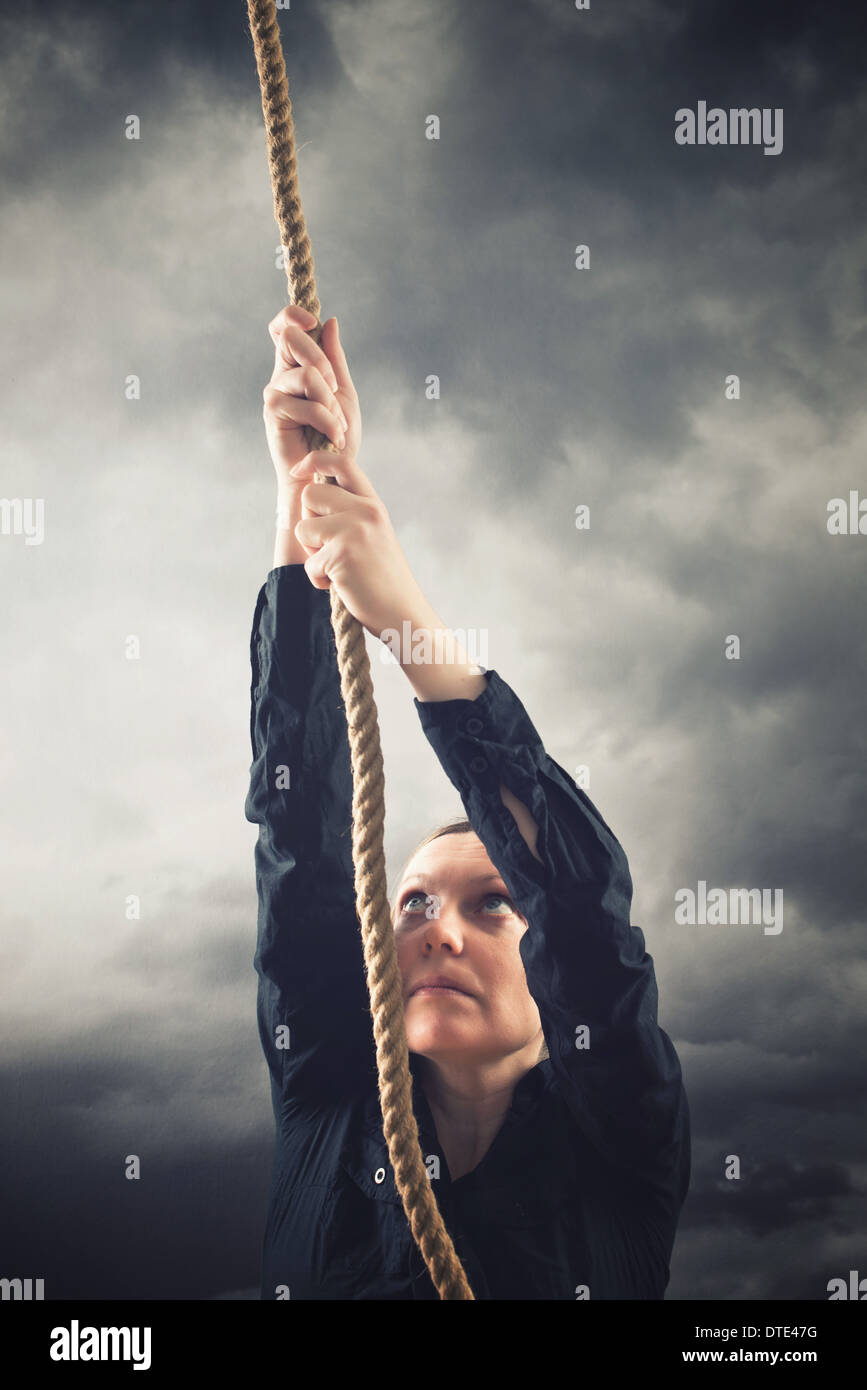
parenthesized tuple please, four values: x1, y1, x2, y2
(244, 565, 690, 1300)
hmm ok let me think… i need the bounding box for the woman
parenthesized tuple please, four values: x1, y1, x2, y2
(244, 303, 690, 1299)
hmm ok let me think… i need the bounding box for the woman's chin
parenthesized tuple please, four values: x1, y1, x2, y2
(406, 1025, 473, 1055)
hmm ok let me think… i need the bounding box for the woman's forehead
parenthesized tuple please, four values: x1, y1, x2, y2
(400, 832, 499, 886)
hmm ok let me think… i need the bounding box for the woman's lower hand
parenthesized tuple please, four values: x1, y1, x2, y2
(291, 446, 434, 642)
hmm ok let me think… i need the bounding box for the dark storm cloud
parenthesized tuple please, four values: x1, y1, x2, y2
(0, 0, 336, 190)
(348, 0, 867, 470)
(8, 0, 858, 470)
(673, 1156, 865, 1300)
(682, 1033, 867, 1130)
(0, 906, 272, 1297)
(685, 1159, 857, 1238)
(0, 1049, 270, 1299)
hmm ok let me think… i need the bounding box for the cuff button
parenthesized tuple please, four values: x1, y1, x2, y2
(465, 717, 484, 735)
(469, 755, 488, 774)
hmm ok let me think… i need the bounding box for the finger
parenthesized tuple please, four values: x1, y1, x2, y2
(318, 318, 356, 399)
(262, 385, 346, 450)
(273, 322, 341, 395)
(267, 303, 320, 363)
(268, 302, 317, 332)
(289, 447, 379, 498)
(269, 364, 349, 431)
(268, 306, 339, 393)
(286, 321, 339, 396)
(294, 512, 346, 552)
(303, 543, 333, 590)
(267, 302, 322, 348)
(298, 481, 376, 518)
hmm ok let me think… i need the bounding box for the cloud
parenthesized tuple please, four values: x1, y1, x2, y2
(685, 1159, 857, 1238)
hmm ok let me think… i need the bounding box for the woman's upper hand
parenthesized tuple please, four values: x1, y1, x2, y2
(263, 304, 362, 494)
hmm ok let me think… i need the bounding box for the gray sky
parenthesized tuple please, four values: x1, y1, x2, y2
(1, 0, 864, 1299)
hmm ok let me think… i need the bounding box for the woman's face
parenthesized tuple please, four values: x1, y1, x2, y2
(393, 831, 543, 1064)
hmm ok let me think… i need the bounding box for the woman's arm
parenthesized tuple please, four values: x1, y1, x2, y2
(246, 307, 375, 1116)
(245, 567, 380, 1117)
(409, 669, 690, 1250)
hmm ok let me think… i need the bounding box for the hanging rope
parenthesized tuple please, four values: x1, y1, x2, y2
(244, 0, 474, 1301)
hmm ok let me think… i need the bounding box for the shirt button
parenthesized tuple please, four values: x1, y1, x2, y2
(374, 1167, 386, 1184)
(465, 717, 484, 735)
(469, 755, 488, 774)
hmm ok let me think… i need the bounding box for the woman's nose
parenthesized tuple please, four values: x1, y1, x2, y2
(422, 906, 465, 948)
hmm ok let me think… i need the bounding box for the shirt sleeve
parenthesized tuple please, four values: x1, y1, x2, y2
(244, 566, 376, 1113)
(413, 668, 690, 1222)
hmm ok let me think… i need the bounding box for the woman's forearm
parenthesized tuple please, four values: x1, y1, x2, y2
(392, 599, 489, 704)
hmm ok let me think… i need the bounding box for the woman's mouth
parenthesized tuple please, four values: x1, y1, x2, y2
(408, 972, 476, 999)
(412, 985, 468, 996)
(409, 980, 475, 999)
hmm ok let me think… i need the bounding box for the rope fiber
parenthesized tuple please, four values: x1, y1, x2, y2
(244, 0, 474, 1300)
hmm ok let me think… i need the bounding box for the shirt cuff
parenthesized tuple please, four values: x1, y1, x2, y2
(412, 669, 544, 788)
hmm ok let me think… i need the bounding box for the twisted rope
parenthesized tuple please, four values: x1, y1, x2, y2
(245, 0, 474, 1301)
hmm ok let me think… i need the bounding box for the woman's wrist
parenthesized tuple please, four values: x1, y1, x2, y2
(273, 486, 308, 567)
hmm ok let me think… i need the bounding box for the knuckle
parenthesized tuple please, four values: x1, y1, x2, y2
(300, 364, 320, 395)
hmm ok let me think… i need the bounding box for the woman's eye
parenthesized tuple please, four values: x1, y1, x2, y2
(396, 890, 514, 917)
(399, 892, 426, 912)
(481, 893, 513, 914)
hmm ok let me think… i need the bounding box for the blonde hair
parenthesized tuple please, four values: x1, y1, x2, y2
(393, 817, 549, 1064)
